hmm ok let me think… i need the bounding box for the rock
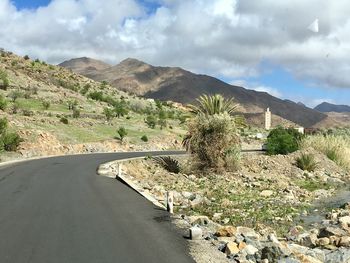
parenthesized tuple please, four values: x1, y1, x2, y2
(221, 218, 230, 224)
(215, 226, 237, 237)
(295, 254, 323, 263)
(297, 233, 317, 247)
(212, 212, 222, 221)
(225, 242, 240, 255)
(261, 244, 283, 262)
(188, 216, 210, 226)
(260, 190, 274, 197)
(316, 237, 330, 246)
(339, 216, 350, 228)
(182, 191, 195, 200)
(325, 247, 350, 263)
(311, 248, 326, 262)
(237, 226, 259, 239)
(243, 244, 258, 255)
(329, 236, 341, 246)
(318, 227, 347, 238)
(268, 233, 280, 244)
(238, 242, 247, 250)
(189, 226, 202, 240)
(339, 236, 350, 247)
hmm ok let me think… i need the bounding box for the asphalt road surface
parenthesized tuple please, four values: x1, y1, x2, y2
(0, 151, 195, 263)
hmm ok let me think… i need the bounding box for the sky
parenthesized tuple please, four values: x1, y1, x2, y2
(3, 0, 350, 107)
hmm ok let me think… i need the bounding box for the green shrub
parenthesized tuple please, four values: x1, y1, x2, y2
(22, 109, 34, 116)
(60, 117, 69, 124)
(184, 112, 240, 171)
(11, 102, 19, 114)
(42, 100, 50, 110)
(103, 107, 114, 121)
(0, 118, 8, 134)
(117, 127, 127, 142)
(72, 108, 80, 118)
(266, 127, 303, 155)
(88, 91, 104, 101)
(1, 132, 22, 151)
(141, 135, 148, 142)
(80, 84, 91, 95)
(145, 115, 157, 129)
(0, 70, 9, 90)
(153, 156, 180, 174)
(9, 90, 22, 102)
(67, 99, 78, 110)
(0, 94, 7, 110)
(114, 100, 129, 118)
(296, 153, 318, 172)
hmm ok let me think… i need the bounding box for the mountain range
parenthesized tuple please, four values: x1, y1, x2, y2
(60, 57, 332, 128)
(314, 102, 350, 113)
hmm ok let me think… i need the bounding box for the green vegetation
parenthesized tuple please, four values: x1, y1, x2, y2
(189, 94, 238, 115)
(0, 94, 7, 110)
(60, 117, 69, 124)
(302, 134, 350, 170)
(117, 127, 128, 142)
(42, 100, 50, 110)
(103, 107, 114, 121)
(145, 115, 157, 129)
(72, 108, 80, 118)
(153, 156, 180, 174)
(0, 118, 22, 152)
(295, 153, 318, 172)
(266, 127, 303, 155)
(9, 90, 23, 102)
(0, 70, 9, 90)
(184, 94, 242, 171)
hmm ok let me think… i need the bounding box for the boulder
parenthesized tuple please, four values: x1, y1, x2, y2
(215, 226, 237, 237)
(316, 237, 330, 246)
(318, 227, 347, 238)
(237, 226, 259, 239)
(339, 236, 350, 247)
(225, 242, 240, 256)
(325, 247, 350, 263)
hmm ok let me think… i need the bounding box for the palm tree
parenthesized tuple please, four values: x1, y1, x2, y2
(189, 94, 239, 116)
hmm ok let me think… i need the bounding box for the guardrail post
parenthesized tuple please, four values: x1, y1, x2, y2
(166, 191, 174, 214)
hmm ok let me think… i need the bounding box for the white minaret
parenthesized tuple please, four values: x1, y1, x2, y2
(265, 108, 271, 130)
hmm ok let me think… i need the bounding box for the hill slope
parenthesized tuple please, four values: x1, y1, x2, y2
(0, 51, 186, 160)
(314, 102, 350, 113)
(60, 58, 327, 127)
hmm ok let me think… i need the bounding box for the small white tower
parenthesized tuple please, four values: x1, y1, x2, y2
(265, 108, 271, 130)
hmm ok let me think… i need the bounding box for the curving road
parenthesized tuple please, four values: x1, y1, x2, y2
(0, 151, 195, 263)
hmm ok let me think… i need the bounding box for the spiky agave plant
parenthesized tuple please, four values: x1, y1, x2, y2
(153, 156, 181, 174)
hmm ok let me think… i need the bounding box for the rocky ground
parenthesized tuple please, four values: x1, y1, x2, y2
(106, 148, 350, 262)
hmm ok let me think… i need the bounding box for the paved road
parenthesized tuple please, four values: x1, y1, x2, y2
(0, 151, 195, 263)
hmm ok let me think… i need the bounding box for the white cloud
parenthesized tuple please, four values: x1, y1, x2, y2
(1, 0, 350, 89)
(231, 80, 282, 97)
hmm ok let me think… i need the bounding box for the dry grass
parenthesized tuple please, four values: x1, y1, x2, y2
(302, 135, 350, 170)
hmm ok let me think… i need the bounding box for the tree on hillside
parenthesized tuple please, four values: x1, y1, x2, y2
(103, 107, 114, 121)
(114, 100, 129, 118)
